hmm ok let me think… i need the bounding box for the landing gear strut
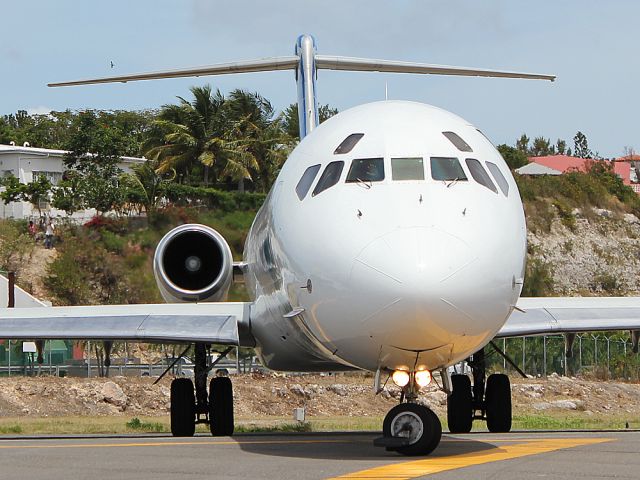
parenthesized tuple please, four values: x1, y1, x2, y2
(447, 347, 512, 433)
(169, 343, 235, 437)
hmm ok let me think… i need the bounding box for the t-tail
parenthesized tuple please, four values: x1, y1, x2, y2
(49, 34, 555, 140)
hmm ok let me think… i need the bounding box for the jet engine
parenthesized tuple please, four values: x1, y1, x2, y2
(153, 224, 233, 303)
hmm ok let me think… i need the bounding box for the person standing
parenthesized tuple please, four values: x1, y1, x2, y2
(28, 220, 37, 238)
(44, 220, 55, 249)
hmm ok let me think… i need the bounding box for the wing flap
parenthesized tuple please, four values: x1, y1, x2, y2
(0, 302, 249, 344)
(497, 297, 640, 337)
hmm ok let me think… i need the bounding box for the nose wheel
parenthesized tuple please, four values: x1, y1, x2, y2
(376, 403, 442, 456)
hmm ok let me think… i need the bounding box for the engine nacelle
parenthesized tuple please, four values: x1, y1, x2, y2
(153, 224, 233, 303)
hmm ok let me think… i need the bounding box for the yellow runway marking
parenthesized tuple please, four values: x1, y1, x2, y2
(329, 438, 612, 479)
(0, 439, 347, 450)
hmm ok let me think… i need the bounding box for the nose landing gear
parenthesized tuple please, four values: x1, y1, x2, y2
(379, 403, 442, 456)
(374, 370, 442, 456)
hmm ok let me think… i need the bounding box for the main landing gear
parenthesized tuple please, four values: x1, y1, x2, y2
(447, 347, 512, 434)
(169, 343, 235, 437)
(374, 370, 442, 456)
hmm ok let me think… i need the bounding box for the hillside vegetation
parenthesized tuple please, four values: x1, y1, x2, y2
(2, 160, 639, 305)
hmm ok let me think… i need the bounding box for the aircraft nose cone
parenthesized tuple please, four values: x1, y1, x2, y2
(352, 227, 474, 292)
(349, 227, 476, 351)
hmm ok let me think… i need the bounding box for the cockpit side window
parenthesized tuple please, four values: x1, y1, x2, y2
(295, 164, 321, 200)
(392, 157, 425, 180)
(334, 133, 364, 154)
(486, 162, 509, 196)
(430, 157, 468, 181)
(443, 131, 473, 152)
(465, 158, 498, 193)
(312, 161, 344, 196)
(346, 158, 385, 183)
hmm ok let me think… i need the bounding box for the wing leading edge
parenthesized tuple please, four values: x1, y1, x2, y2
(0, 302, 250, 344)
(497, 297, 640, 338)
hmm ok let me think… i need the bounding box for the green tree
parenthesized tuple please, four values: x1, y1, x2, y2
(22, 175, 52, 217)
(143, 85, 230, 184)
(555, 139, 567, 155)
(63, 111, 127, 214)
(531, 136, 552, 157)
(573, 131, 593, 159)
(282, 103, 339, 140)
(0, 174, 52, 218)
(497, 144, 528, 170)
(516, 134, 530, 154)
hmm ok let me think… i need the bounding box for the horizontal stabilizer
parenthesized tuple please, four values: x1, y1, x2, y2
(315, 55, 555, 81)
(48, 57, 300, 87)
(498, 297, 640, 337)
(0, 302, 250, 344)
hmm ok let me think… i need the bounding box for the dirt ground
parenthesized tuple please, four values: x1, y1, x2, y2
(0, 372, 639, 422)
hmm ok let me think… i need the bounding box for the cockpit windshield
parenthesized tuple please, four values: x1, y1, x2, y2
(312, 161, 344, 196)
(391, 158, 425, 180)
(430, 157, 467, 182)
(346, 158, 385, 183)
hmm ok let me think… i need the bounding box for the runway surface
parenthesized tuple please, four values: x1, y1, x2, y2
(0, 431, 636, 479)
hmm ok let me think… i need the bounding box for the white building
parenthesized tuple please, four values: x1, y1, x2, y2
(0, 143, 145, 219)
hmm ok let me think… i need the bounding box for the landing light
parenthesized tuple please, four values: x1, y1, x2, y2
(391, 370, 410, 387)
(414, 370, 432, 387)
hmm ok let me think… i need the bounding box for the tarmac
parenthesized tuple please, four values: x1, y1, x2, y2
(0, 430, 636, 479)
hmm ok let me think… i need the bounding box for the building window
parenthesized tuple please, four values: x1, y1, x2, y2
(33, 171, 63, 185)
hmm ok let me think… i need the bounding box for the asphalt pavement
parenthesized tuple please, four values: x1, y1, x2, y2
(0, 431, 637, 479)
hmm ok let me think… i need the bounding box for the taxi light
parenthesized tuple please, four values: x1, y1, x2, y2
(415, 370, 432, 387)
(392, 370, 410, 387)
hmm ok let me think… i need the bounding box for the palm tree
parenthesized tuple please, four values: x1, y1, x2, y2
(223, 90, 292, 191)
(143, 85, 228, 184)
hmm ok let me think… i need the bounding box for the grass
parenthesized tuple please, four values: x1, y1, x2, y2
(0, 412, 637, 436)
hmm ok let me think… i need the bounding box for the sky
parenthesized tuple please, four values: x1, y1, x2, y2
(1, 0, 638, 157)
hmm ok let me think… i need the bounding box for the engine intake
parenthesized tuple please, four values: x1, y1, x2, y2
(154, 224, 233, 303)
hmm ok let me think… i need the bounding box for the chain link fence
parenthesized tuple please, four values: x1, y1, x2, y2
(491, 334, 640, 380)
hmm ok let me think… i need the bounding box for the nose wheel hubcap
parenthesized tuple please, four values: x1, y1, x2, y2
(390, 411, 424, 445)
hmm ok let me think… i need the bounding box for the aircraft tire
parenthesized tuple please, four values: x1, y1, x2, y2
(209, 376, 234, 436)
(383, 403, 442, 456)
(447, 374, 473, 433)
(485, 373, 512, 433)
(170, 378, 196, 437)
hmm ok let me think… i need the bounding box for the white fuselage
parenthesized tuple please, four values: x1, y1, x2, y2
(244, 100, 527, 374)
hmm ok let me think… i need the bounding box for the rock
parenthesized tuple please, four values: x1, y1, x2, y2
(533, 402, 551, 411)
(288, 384, 306, 397)
(327, 384, 348, 396)
(551, 400, 578, 410)
(102, 381, 127, 408)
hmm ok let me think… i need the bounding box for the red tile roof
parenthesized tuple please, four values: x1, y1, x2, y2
(528, 155, 631, 185)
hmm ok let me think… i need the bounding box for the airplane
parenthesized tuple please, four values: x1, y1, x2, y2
(1, 34, 640, 456)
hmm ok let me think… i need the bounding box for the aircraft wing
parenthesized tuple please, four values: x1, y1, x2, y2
(496, 297, 640, 338)
(0, 302, 250, 344)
